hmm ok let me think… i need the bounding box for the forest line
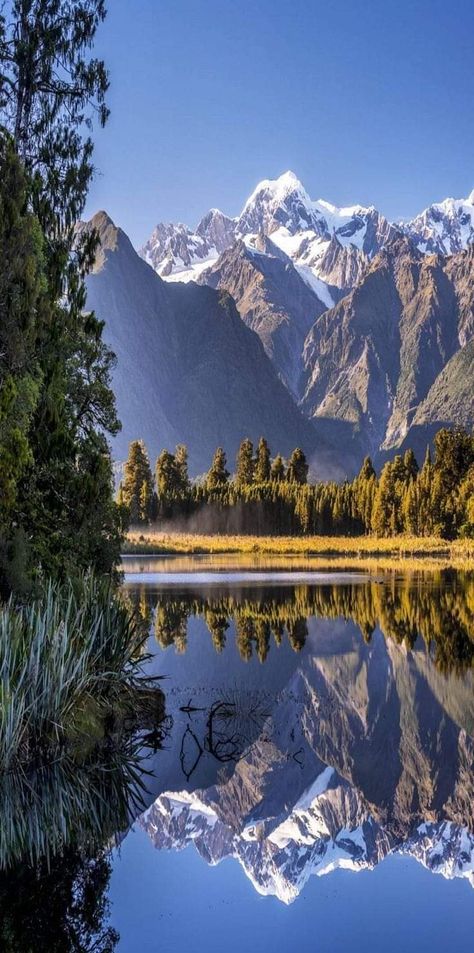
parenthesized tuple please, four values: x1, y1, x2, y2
(119, 428, 474, 540)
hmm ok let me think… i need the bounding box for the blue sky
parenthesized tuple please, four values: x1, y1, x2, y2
(85, 0, 474, 247)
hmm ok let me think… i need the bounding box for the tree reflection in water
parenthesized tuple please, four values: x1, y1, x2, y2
(130, 570, 474, 675)
(0, 715, 169, 951)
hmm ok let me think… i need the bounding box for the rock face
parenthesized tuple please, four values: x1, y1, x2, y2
(199, 237, 326, 395)
(403, 191, 474, 255)
(196, 208, 236, 253)
(84, 212, 320, 474)
(301, 238, 474, 457)
(140, 221, 218, 281)
(138, 609, 474, 904)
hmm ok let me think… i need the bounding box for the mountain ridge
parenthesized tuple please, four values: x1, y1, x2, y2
(84, 211, 342, 476)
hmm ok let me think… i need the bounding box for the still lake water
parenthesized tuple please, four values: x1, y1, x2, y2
(4, 555, 474, 952)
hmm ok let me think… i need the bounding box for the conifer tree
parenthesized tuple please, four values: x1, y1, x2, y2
(271, 454, 286, 482)
(0, 2, 122, 587)
(254, 437, 271, 483)
(155, 450, 178, 501)
(432, 428, 474, 537)
(403, 448, 419, 481)
(0, 136, 47, 591)
(235, 438, 254, 487)
(206, 448, 230, 491)
(353, 456, 376, 532)
(372, 461, 395, 536)
(458, 466, 474, 537)
(121, 441, 154, 524)
(175, 444, 190, 497)
(287, 448, 308, 484)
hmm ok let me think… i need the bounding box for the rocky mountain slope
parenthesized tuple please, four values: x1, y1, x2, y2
(301, 239, 474, 457)
(198, 236, 327, 395)
(83, 173, 474, 475)
(84, 212, 321, 473)
(402, 191, 474, 255)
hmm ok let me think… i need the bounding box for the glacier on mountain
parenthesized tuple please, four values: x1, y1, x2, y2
(140, 171, 474, 295)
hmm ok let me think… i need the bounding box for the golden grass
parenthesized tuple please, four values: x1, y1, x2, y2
(123, 531, 474, 570)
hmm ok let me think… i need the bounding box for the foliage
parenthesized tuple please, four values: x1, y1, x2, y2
(119, 439, 154, 524)
(126, 428, 474, 541)
(235, 437, 254, 487)
(0, 574, 159, 772)
(0, 2, 121, 594)
(206, 447, 230, 491)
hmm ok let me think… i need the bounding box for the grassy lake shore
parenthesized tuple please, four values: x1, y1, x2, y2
(123, 531, 474, 569)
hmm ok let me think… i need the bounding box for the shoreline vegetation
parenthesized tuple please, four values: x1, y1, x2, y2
(123, 531, 474, 568)
(0, 4, 166, 913)
(0, 576, 163, 776)
(120, 429, 474, 546)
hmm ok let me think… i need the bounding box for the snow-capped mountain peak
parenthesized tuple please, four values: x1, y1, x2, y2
(139, 173, 474, 292)
(140, 779, 474, 904)
(236, 170, 322, 238)
(402, 190, 474, 255)
(242, 170, 310, 207)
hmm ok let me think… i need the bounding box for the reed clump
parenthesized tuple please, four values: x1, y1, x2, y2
(0, 574, 160, 772)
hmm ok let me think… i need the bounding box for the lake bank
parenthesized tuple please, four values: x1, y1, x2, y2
(123, 531, 474, 570)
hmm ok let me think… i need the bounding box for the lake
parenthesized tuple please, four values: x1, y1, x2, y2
(4, 555, 474, 951)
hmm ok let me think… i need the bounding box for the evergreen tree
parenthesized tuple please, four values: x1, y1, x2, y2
(254, 437, 271, 483)
(235, 438, 254, 487)
(372, 461, 396, 536)
(433, 428, 474, 537)
(206, 448, 230, 491)
(403, 448, 419, 481)
(0, 136, 47, 592)
(358, 456, 376, 481)
(271, 454, 286, 482)
(175, 444, 190, 497)
(287, 448, 308, 484)
(0, 2, 121, 588)
(121, 441, 154, 524)
(155, 450, 178, 501)
(458, 466, 474, 537)
(353, 456, 376, 533)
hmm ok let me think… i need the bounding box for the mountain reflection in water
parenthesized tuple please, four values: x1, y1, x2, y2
(3, 562, 474, 950)
(124, 564, 474, 903)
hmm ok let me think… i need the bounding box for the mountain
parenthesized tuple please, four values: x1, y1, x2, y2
(140, 171, 398, 303)
(84, 212, 322, 474)
(403, 190, 474, 255)
(141, 173, 474, 291)
(198, 236, 327, 395)
(87, 173, 474, 476)
(301, 238, 474, 457)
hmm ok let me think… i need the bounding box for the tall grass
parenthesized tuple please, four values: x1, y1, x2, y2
(0, 575, 157, 772)
(124, 530, 474, 563)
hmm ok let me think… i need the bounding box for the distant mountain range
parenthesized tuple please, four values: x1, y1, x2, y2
(84, 172, 474, 474)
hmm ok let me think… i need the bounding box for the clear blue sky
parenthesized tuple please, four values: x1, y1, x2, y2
(85, 0, 474, 247)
